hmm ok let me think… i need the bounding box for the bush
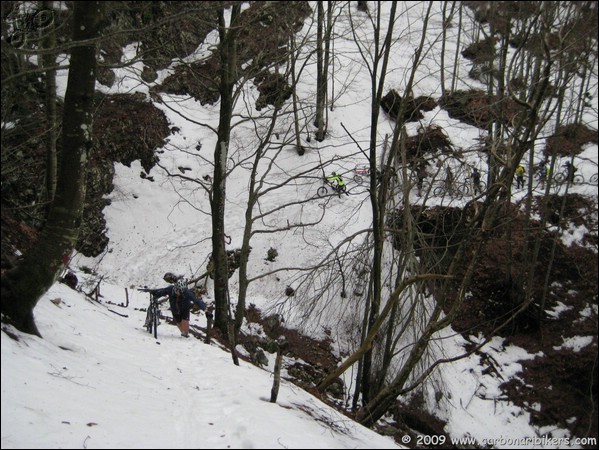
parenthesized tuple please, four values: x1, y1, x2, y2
(266, 247, 278, 262)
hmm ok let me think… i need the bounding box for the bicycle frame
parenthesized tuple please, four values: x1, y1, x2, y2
(318, 179, 345, 197)
(433, 183, 463, 200)
(554, 169, 584, 185)
(461, 177, 486, 196)
(145, 293, 160, 339)
(353, 165, 370, 184)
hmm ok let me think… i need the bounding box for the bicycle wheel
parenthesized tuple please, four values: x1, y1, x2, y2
(461, 184, 471, 196)
(573, 174, 584, 185)
(152, 305, 158, 339)
(554, 172, 566, 184)
(145, 308, 153, 334)
(591, 173, 598, 185)
(8, 30, 26, 48)
(353, 174, 363, 185)
(317, 186, 329, 197)
(453, 186, 464, 200)
(472, 182, 486, 195)
(433, 186, 444, 197)
(33, 9, 54, 28)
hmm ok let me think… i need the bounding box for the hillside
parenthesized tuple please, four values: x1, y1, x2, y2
(2, 2, 598, 448)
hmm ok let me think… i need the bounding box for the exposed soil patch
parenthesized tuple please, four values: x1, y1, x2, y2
(440, 89, 525, 130)
(384, 392, 453, 449)
(386, 194, 597, 446)
(93, 92, 170, 172)
(0, 208, 39, 274)
(381, 89, 437, 123)
(244, 304, 342, 392)
(545, 124, 599, 157)
(155, 1, 312, 108)
(405, 124, 455, 156)
(450, 205, 597, 445)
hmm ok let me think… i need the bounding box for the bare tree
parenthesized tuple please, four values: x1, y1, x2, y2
(144, 3, 318, 342)
(209, 4, 242, 338)
(289, 0, 599, 427)
(313, 1, 335, 142)
(1, 1, 105, 335)
(41, 1, 57, 206)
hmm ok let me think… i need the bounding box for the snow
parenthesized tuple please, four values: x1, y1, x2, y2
(1, 282, 400, 449)
(553, 336, 594, 352)
(2, 2, 598, 449)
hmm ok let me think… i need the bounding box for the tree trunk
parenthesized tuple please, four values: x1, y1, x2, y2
(290, 34, 304, 155)
(235, 108, 279, 335)
(450, 2, 462, 92)
(362, 1, 433, 405)
(270, 339, 287, 403)
(314, 1, 326, 141)
(317, 274, 446, 392)
(42, 0, 58, 206)
(359, 0, 398, 405)
(1, 2, 104, 336)
(440, 1, 456, 98)
(211, 4, 241, 337)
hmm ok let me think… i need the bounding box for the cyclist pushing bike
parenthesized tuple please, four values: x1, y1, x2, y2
(564, 161, 577, 183)
(142, 278, 209, 338)
(326, 172, 348, 196)
(471, 167, 482, 195)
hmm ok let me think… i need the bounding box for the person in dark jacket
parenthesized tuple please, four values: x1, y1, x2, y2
(471, 167, 482, 195)
(148, 278, 208, 338)
(565, 161, 577, 183)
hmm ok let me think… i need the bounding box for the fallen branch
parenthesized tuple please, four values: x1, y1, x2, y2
(107, 309, 128, 318)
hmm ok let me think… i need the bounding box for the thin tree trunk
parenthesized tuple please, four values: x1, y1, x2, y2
(314, 1, 326, 141)
(360, 0, 398, 405)
(450, 2, 462, 92)
(440, 1, 456, 98)
(235, 114, 278, 334)
(290, 34, 304, 155)
(211, 5, 241, 337)
(317, 274, 447, 392)
(270, 339, 287, 403)
(363, 1, 433, 404)
(42, 0, 57, 207)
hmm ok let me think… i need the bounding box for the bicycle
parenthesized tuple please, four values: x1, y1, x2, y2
(353, 165, 397, 188)
(554, 169, 584, 185)
(460, 177, 487, 196)
(139, 289, 161, 339)
(433, 181, 464, 200)
(6, 7, 53, 48)
(317, 178, 347, 197)
(353, 165, 370, 185)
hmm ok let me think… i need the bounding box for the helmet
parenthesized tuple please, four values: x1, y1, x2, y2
(175, 279, 186, 291)
(332, 172, 337, 176)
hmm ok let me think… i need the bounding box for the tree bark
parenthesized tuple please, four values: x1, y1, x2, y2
(42, 0, 58, 206)
(211, 4, 241, 337)
(314, 1, 325, 141)
(359, 0, 398, 405)
(1, 2, 104, 336)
